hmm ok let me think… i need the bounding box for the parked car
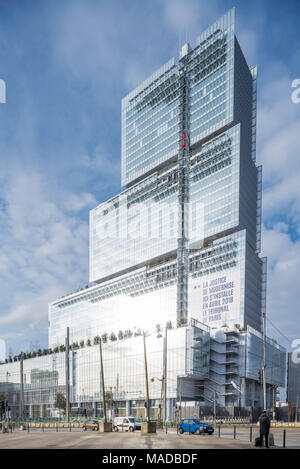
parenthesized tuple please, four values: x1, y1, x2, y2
(113, 416, 141, 432)
(179, 418, 214, 435)
(82, 419, 99, 431)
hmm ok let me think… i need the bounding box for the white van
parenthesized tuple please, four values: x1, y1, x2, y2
(113, 416, 141, 432)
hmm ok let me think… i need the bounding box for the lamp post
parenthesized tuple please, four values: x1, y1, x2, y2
(143, 332, 150, 422)
(262, 312, 267, 411)
(269, 385, 277, 421)
(151, 376, 164, 423)
(295, 395, 299, 423)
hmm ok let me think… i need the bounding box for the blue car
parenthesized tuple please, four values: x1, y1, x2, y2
(179, 418, 214, 435)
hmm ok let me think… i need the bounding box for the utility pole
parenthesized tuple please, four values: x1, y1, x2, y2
(20, 353, 24, 421)
(163, 326, 168, 422)
(159, 376, 164, 423)
(273, 386, 277, 421)
(213, 391, 217, 422)
(143, 332, 150, 422)
(99, 338, 107, 423)
(179, 377, 182, 422)
(110, 386, 113, 421)
(65, 327, 70, 422)
(295, 395, 299, 423)
(262, 312, 267, 411)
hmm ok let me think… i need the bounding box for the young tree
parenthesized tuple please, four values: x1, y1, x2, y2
(177, 317, 187, 328)
(93, 335, 100, 345)
(0, 393, 7, 419)
(101, 333, 108, 343)
(109, 332, 117, 342)
(54, 391, 66, 418)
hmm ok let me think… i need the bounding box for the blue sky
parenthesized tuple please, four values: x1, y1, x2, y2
(0, 0, 300, 356)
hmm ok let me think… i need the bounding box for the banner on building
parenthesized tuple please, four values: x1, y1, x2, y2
(190, 270, 240, 326)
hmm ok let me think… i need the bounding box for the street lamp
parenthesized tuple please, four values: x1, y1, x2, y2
(269, 385, 277, 421)
(151, 376, 164, 423)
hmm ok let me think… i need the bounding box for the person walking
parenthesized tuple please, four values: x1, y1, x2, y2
(259, 410, 270, 448)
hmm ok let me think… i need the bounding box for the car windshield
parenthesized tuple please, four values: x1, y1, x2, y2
(129, 418, 135, 422)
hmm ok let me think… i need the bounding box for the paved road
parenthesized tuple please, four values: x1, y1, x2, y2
(0, 431, 256, 449)
(209, 426, 300, 449)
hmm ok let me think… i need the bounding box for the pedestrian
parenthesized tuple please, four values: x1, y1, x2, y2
(258, 410, 270, 448)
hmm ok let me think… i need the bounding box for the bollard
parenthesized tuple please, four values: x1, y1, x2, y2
(28, 423, 29, 433)
(250, 426, 252, 442)
(218, 424, 220, 438)
(122, 423, 123, 432)
(234, 425, 236, 440)
(166, 422, 168, 434)
(283, 429, 286, 448)
(56, 423, 58, 432)
(189, 424, 191, 435)
(42, 424, 44, 433)
(70, 423, 71, 432)
(177, 423, 179, 435)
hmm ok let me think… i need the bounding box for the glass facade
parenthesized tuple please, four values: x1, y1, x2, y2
(121, 59, 179, 187)
(0, 9, 286, 418)
(189, 125, 240, 244)
(1, 320, 210, 418)
(49, 276, 178, 349)
(287, 352, 300, 406)
(121, 9, 236, 188)
(90, 167, 179, 283)
(241, 326, 286, 387)
(190, 8, 235, 145)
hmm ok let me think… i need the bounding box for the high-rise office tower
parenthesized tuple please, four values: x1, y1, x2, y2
(0, 9, 285, 421)
(89, 7, 263, 331)
(47, 9, 285, 413)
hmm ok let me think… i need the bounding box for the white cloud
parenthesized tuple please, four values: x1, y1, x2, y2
(162, 0, 219, 47)
(257, 65, 300, 348)
(61, 192, 97, 212)
(258, 72, 300, 223)
(0, 164, 91, 348)
(262, 225, 300, 344)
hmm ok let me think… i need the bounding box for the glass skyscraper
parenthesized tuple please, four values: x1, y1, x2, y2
(0, 9, 286, 420)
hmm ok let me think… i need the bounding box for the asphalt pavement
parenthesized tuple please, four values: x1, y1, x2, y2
(0, 430, 255, 449)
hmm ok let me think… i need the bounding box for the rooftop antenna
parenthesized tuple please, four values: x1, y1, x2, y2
(178, 27, 182, 58)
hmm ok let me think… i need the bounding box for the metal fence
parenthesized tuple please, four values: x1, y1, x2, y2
(203, 424, 300, 449)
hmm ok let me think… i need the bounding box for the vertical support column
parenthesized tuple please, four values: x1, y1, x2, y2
(143, 332, 150, 422)
(99, 338, 107, 423)
(65, 327, 70, 422)
(126, 400, 131, 417)
(262, 312, 267, 410)
(241, 377, 246, 408)
(177, 52, 191, 325)
(20, 355, 24, 420)
(251, 380, 255, 407)
(163, 326, 168, 422)
(179, 377, 182, 422)
(167, 398, 175, 422)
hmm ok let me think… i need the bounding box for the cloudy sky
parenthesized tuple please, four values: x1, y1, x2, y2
(0, 0, 299, 356)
